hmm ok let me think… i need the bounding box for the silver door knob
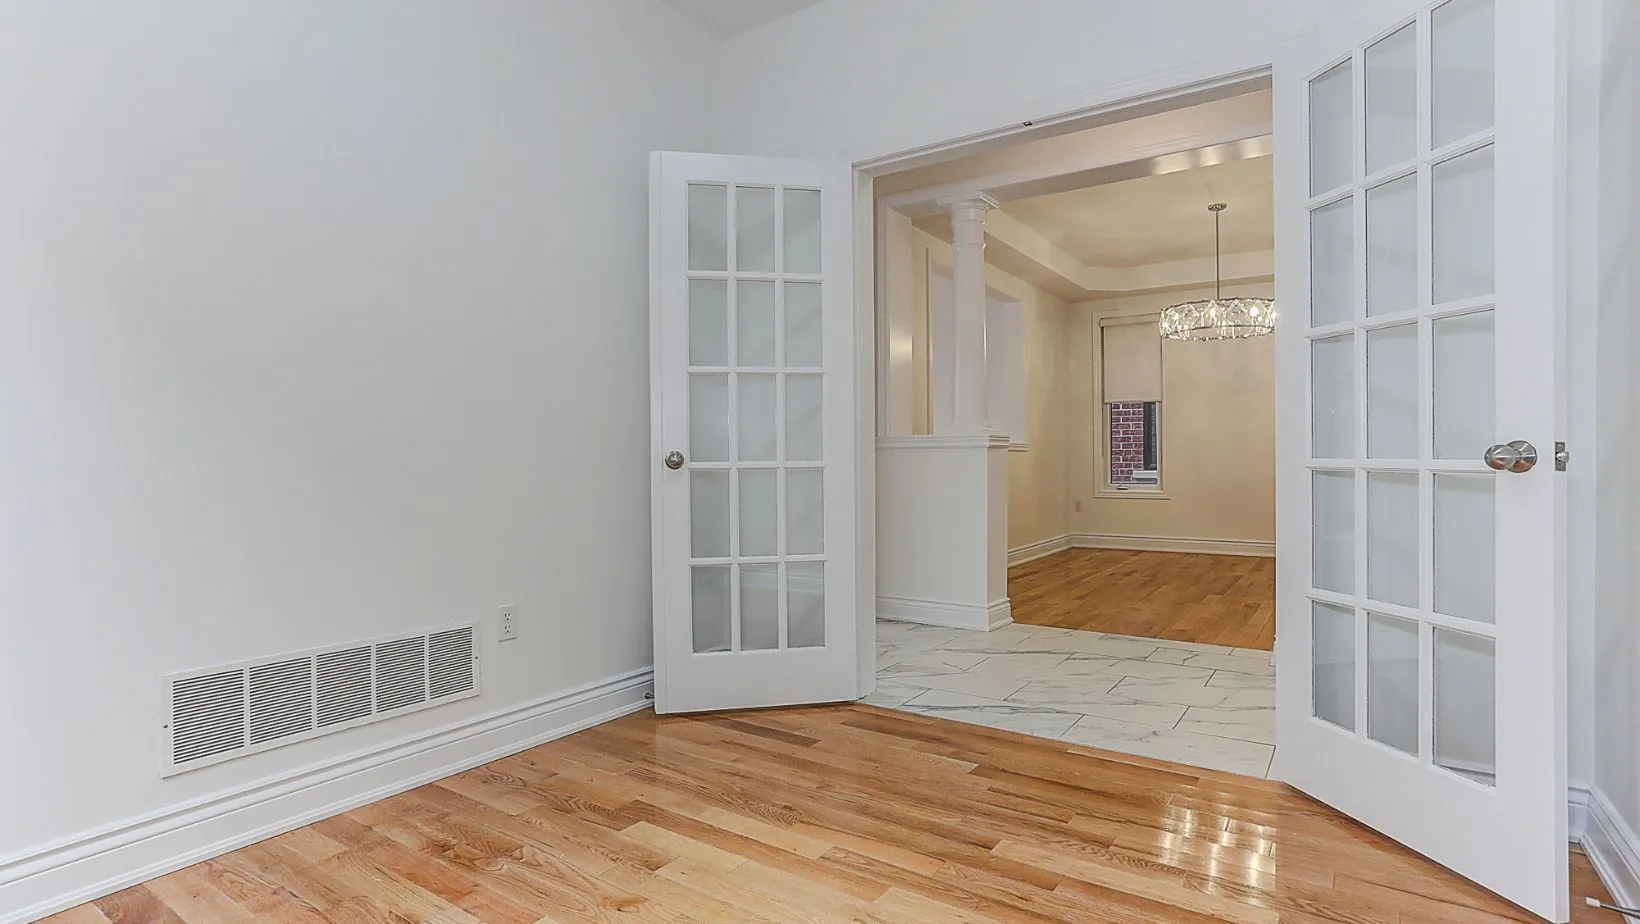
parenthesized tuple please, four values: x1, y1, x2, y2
(663, 450, 685, 470)
(1483, 440, 1538, 473)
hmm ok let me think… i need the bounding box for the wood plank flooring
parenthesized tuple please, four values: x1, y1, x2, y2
(47, 704, 1613, 923)
(1010, 550, 1276, 650)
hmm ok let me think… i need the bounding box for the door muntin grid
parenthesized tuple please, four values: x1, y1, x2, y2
(1302, 0, 1499, 787)
(685, 183, 827, 655)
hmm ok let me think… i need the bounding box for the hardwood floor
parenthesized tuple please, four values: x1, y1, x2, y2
(1010, 549, 1276, 651)
(47, 705, 1613, 924)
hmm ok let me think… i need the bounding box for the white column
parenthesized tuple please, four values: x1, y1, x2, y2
(938, 193, 998, 434)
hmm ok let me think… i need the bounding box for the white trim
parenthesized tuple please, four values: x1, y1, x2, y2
(1008, 534, 1074, 568)
(1072, 532, 1275, 558)
(0, 669, 654, 924)
(855, 63, 1273, 176)
(1569, 781, 1590, 844)
(1581, 786, 1640, 911)
(876, 434, 1010, 450)
(1007, 441, 1030, 453)
(878, 595, 1013, 632)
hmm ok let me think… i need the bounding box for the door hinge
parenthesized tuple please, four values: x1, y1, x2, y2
(1555, 441, 1568, 472)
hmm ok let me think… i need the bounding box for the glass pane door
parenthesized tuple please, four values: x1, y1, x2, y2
(1276, 0, 1565, 916)
(685, 183, 828, 655)
(1302, 0, 1500, 794)
(651, 152, 857, 716)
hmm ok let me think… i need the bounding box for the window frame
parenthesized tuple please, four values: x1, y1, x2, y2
(1095, 310, 1169, 500)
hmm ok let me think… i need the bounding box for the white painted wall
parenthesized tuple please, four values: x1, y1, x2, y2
(1592, 0, 1640, 840)
(713, 0, 1340, 162)
(877, 439, 1009, 630)
(0, 0, 714, 909)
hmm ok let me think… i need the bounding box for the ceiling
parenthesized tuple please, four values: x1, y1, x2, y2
(996, 157, 1274, 268)
(662, 0, 826, 36)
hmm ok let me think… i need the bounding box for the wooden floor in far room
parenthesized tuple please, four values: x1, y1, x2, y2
(44, 705, 1616, 924)
(1010, 548, 1276, 650)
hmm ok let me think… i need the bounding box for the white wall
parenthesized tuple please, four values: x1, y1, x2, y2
(714, 0, 1338, 162)
(1593, 0, 1640, 841)
(0, 0, 714, 907)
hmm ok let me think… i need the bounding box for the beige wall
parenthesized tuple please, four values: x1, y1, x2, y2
(884, 224, 1074, 551)
(1066, 282, 1276, 543)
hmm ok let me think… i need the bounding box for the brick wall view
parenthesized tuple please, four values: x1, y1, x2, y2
(1108, 401, 1148, 484)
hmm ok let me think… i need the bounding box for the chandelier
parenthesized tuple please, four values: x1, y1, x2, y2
(1158, 203, 1276, 341)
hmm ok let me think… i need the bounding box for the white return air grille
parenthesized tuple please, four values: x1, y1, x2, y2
(162, 623, 479, 777)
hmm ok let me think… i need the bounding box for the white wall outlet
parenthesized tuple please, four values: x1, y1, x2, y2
(497, 604, 519, 642)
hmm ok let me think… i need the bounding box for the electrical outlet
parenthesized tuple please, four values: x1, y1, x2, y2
(497, 604, 519, 642)
(1074, 500, 1084, 513)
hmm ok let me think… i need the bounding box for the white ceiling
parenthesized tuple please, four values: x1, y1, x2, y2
(996, 157, 1274, 268)
(662, 0, 826, 36)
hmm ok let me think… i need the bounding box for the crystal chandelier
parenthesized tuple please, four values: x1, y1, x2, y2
(1158, 203, 1276, 341)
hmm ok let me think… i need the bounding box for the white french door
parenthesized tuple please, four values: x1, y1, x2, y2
(649, 152, 860, 715)
(1273, 0, 1566, 919)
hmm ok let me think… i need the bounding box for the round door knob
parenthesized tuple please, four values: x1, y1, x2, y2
(663, 450, 685, 470)
(1483, 440, 1538, 473)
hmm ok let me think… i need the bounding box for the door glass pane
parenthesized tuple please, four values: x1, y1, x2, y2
(736, 186, 777, 273)
(1432, 145, 1495, 304)
(785, 282, 823, 367)
(787, 469, 824, 555)
(1367, 324, 1418, 459)
(738, 374, 777, 462)
(689, 280, 728, 367)
(1313, 601, 1356, 731)
(1434, 628, 1496, 785)
(1313, 470, 1355, 595)
(1435, 473, 1495, 623)
(1366, 175, 1418, 317)
(739, 470, 777, 556)
(691, 566, 731, 653)
(688, 184, 728, 272)
(784, 188, 822, 274)
(690, 374, 729, 463)
(787, 375, 824, 462)
(1367, 472, 1419, 608)
(1367, 613, 1420, 756)
(1365, 24, 1417, 173)
(1433, 310, 1494, 460)
(1310, 198, 1355, 327)
(789, 563, 825, 649)
(1432, 0, 1495, 148)
(1312, 335, 1354, 458)
(1310, 61, 1354, 195)
(741, 564, 780, 651)
(737, 281, 777, 366)
(690, 471, 729, 558)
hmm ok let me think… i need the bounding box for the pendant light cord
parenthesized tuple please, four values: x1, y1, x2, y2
(1214, 206, 1222, 301)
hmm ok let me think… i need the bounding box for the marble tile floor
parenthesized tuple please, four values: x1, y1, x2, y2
(870, 618, 1278, 778)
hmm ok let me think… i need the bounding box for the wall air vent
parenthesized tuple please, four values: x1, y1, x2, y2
(162, 623, 479, 777)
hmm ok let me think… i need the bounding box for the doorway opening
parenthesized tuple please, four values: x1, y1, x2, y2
(870, 85, 1280, 777)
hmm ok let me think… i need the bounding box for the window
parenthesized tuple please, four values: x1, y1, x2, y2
(1100, 316, 1163, 493)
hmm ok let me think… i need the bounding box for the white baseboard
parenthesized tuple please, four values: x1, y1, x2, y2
(1007, 534, 1073, 568)
(879, 595, 1013, 632)
(1570, 782, 1591, 843)
(1582, 784, 1640, 910)
(0, 668, 655, 924)
(986, 598, 1013, 630)
(1073, 532, 1275, 558)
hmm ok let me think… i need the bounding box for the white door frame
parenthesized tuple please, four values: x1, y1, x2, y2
(845, 26, 1589, 825)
